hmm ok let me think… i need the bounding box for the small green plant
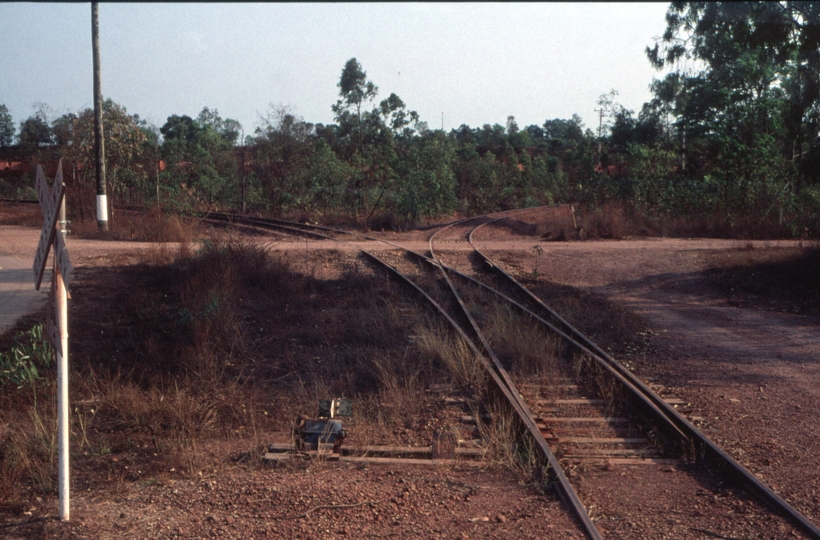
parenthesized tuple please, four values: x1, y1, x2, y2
(91, 440, 112, 457)
(178, 293, 222, 328)
(0, 323, 53, 389)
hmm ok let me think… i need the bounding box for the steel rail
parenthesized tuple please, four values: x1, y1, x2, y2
(438, 265, 689, 450)
(209, 209, 820, 537)
(208, 211, 685, 448)
(0, 198, 39, 204)
(205, 213, 334, 241)
(359, 251, 601, 540)
(427, 217, 602, 540)
(222, 212, 687, 451)
(468, 216, 820, 540)
(204, 210, 601, 539)
(204, 209, 820, 537)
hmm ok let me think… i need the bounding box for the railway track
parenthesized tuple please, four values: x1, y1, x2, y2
(204, 208, 820, 539)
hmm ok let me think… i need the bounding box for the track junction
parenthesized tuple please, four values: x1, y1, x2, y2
(205, 206, 820, 540)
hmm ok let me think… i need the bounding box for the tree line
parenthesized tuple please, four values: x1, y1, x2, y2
(1, 2, 819, 236)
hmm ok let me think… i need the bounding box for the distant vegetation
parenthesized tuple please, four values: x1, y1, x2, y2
(1, 3, 819, 237)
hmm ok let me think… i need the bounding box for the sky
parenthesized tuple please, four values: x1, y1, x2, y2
(1, 2, 673, 138)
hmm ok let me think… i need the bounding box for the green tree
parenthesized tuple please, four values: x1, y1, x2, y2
(160, 108, 241, 211)
(541, 115, 597, 197)
(53, 100, 149, 220)
(648, 2, 820, 184)
(395, 130, 457, 223)
(252, 105, 314, 215)
(332, 58, 379, 221)
(18, 115, 53, 150)
(638, 2, 820, 233)
(0, 104, 14, 147)
(305, 139, 352, 215)
(506, 115, 532, 152)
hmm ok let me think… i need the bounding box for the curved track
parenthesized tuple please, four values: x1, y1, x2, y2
(205, 208, 820, 539)
(465, 212, 820, 539)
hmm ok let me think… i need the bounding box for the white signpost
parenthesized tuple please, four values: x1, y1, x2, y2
(33, 160, 72, 521)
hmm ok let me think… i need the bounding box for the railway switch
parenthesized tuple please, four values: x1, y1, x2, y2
(292, 398, 352, 453)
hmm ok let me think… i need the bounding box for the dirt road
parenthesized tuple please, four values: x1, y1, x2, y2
(473, 236, 820, 526)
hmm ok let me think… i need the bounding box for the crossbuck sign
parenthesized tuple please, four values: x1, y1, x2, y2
(33, 160, 72, 521)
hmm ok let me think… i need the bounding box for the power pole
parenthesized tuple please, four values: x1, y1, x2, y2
(155, 139, 160, 207)
(92, 2, 108, 231)
(594, 107, 605, 157)
(240, 129, 246, 214)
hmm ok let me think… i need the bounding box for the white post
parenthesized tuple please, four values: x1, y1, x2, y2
(57, 199, 69, 521)
(56, 265, 69, 520)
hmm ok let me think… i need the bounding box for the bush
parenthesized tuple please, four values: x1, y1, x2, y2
(0, 324, 52, 389)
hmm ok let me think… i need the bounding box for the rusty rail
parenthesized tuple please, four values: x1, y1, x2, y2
(205, 210, 601, 539)
(427, 218, 602, 540)
(468, 215, 820, 540)
(204, 209, 820, 539)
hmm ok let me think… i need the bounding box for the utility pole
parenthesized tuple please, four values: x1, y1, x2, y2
(155, 139, 160, 207)
(92, 2, 108, 231)
(593, 107, 604, 156)
(594, 107, 605, 157)
(240, 129, 246, 214)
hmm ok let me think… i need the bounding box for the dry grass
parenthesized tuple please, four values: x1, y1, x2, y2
(0, 202, 193, 241)
(414, 324, 487, 397)
(0, 402, 58, 508)
(570, 201, 811, 240)
(477, 399, 542, 475)
(535, 205, 578, 240)
(525, 279, 647, 358)
(412, 317, 553, 482)
(0, 213, 654, 514)
(0, 238, 468, 511)
(0, 202, 41, 227)
(69, 207, 196, 243)
(573, 201, 661, 239)
(457, 285, 566, 378)
(481, 305, 562, 376)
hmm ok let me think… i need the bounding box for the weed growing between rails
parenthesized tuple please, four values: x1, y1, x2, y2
(523, 279, 648, 358)
(476, 397, 549, 480)
(414, 322, 488, 397)
(412, 314, 555, 480)
(456, 284, 565, 378)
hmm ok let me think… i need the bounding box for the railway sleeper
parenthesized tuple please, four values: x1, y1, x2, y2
(542, 428, 645, 438)
(265, 442, 487, 461)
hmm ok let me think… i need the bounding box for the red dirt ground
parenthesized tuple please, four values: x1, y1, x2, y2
(2, 203, 819, 538)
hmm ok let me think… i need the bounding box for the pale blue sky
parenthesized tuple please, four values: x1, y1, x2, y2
(1, 2, 672, 137)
